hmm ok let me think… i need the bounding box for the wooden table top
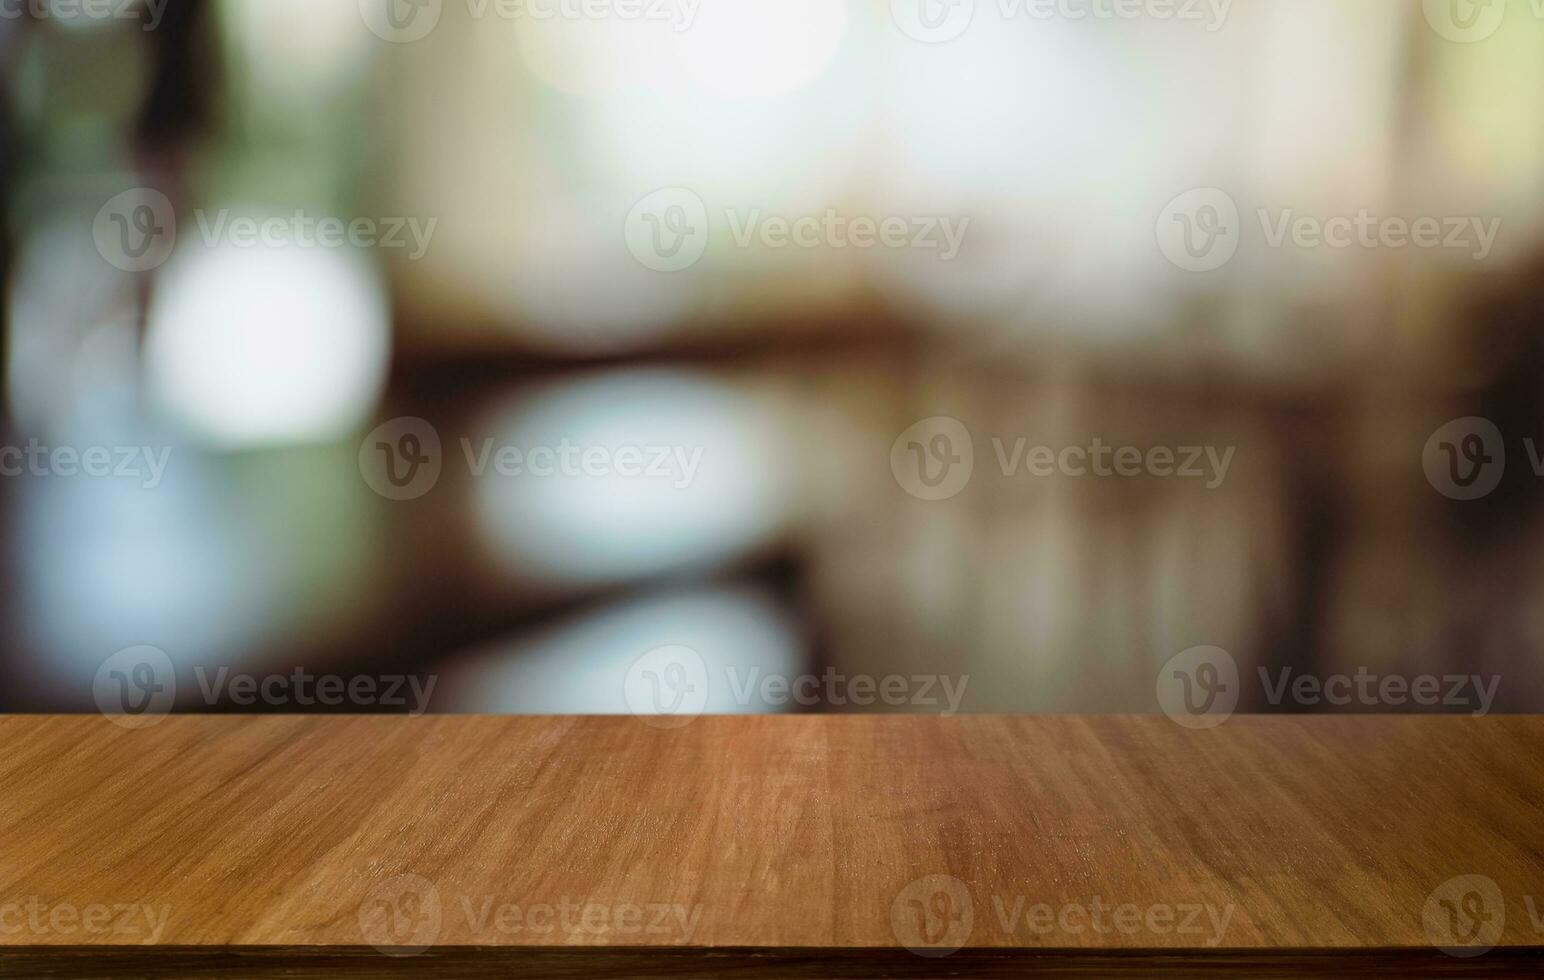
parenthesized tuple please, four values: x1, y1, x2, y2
(2, 714, 1541, 977)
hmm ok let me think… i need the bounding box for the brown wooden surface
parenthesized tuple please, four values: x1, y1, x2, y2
(2, 715, 1542, 977)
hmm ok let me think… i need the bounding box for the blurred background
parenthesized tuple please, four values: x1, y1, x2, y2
(3, 0, 1544, 715)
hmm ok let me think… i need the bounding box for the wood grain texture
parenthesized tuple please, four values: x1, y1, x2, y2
(1, 715, 1541, 977)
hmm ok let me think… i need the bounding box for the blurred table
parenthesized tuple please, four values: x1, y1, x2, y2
(2, 715, 1541, 977)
